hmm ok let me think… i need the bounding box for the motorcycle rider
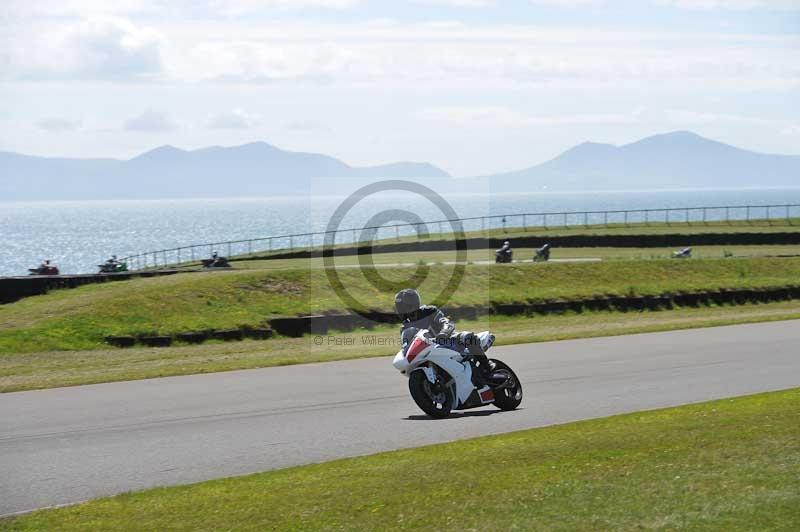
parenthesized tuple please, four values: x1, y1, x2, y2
(394, 288, 495, 382)
(496, 240, 513, 262)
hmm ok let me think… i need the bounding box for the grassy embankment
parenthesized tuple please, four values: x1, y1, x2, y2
(3, 257, 800, 353)
(2, 257, 800, 391)
(4, 388, 798, 530)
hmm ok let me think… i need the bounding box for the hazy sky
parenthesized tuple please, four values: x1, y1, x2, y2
(1, 0, 798, 176)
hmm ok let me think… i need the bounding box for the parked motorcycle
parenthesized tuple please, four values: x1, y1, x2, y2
(533, 243, 551, 262)
(393, 329, 523, 418)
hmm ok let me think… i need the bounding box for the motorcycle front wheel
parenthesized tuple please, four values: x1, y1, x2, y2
(408, 369, 454, 418)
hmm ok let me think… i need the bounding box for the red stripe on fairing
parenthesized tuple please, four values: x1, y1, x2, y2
(406, 337, 428, 363)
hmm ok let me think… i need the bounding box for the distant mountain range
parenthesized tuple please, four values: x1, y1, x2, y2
(0, 142, 449, 200)
(1, 131, 798, 200)
(481, 131, 800, 192)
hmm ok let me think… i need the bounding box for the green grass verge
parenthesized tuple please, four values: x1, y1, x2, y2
(3, 300, 800, 392)
(4, 388, 798, 530)
(2, 257, 800, 353)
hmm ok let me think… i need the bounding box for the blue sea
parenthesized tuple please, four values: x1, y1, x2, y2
(2, 187, 800, 276)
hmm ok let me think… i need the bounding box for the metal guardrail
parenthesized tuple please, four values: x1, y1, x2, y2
(119, 203, 800, 271)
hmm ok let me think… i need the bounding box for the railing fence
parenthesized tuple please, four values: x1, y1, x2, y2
(119, 203, 800, 271)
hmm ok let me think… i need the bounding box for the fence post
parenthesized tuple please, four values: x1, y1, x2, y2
(685, 208, 689, 225)
(645, 210, 649, 225)
(563, 212, 568, 227)
(624, 210, 628, 226)
(725, 206, 730, 224)
(396, 225, 400, 240)
(248, 240, 253, 255)
(702, 208, 707, 224)
(787, 205, 791, 224)
(766, 206, 771, 225)
(746, 206, 750, 222)
(177, 248, 181, 264)
(583, 211, 588, 227)
(523, 214, 527, 231)
(604, 211, 608, 226)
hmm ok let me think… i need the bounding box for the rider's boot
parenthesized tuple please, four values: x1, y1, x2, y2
(470, 344, 495, 383)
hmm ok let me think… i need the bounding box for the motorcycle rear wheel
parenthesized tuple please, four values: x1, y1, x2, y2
(408, 369, 454, 418)
(490, 359, 523, 411)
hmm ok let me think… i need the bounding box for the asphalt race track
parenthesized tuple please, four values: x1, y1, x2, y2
(2, 320, 799, 516)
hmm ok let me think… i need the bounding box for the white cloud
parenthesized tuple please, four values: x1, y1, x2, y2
(208, 0, 358, 16)
(208, 108, 259, 129)
(4, 17, 797, 91)
(124, 109, 177, 131)
(3, 0, 357, 18)
(161, 26, 798, 91)
(4, 0, 161, 18)
(37, 118, 83, 132)
(782, 124, 800, 137)
(529, 0, 606, 6)
(283, 121, 333, 134)
(656, 0, 800, 10)
(417, 106, 640, 126)
(411, 0, 496, 7)
(4, 16, 163, 81)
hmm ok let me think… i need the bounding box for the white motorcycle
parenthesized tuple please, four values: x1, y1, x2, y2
(393, 329, 523, 418)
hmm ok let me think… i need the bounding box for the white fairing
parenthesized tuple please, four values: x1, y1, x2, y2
(393, 329, 493, 407)
(427, 349, 474, 405)
(392, 351, 409, 373)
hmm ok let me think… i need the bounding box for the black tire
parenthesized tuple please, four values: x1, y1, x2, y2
(408, 369, 454, 418)
(490, 359, 523, 411)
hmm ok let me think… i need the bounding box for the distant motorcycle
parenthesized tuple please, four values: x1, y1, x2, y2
(202, 252, 231, 268)
(672, 247, 692, 259)
(393, 328, 523, 418)
(533, 243, 551, 262)
(495, 242, 513, 263)
(495, 249, 513, 263)
(98, 262, 129, 273)
(28, 264, 60, 276)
